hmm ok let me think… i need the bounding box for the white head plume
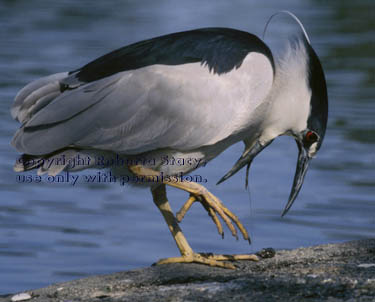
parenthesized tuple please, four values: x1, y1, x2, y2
(262, 10, 311, 44)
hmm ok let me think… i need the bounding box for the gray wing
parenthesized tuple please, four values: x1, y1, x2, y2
(11, 28, 274, 156)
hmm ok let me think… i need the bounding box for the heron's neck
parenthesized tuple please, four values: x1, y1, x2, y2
(260, 39, 311, 142)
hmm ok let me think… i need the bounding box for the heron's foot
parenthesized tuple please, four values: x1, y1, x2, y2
(155, 252, 259, 269)
(128, 165, 251, 243)
(176, 190, 250, 243)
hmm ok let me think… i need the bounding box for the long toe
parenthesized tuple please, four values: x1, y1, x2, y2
(154, 252, 259, 270)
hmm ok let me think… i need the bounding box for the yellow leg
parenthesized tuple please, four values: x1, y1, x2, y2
(130, 165, 259, 269)
(169, 181, 250, 242)
(151, 184, 194, 257)
(177, 194, 224, 239)
(129, 165, 250, 242)
(151, 185, 258, 269)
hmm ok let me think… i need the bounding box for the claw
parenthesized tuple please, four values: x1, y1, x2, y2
(175, 185, 250, 243)
(176, 195, 196, 222)
(202, 203, 224, 238)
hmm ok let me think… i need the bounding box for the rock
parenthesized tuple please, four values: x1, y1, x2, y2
(1, 239, 375, 302)
(10, 293, 32, 302)
(358, 264, 375, 268)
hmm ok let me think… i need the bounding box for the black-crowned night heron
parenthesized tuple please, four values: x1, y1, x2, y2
(11, 12, 328, 269)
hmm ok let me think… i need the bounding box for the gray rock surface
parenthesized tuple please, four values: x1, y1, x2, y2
(2, 239, 375, 302)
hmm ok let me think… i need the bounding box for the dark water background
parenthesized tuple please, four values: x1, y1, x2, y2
(0, 0, 374, 294)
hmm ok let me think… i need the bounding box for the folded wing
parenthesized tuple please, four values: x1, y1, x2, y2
(11, 28, 274, 156)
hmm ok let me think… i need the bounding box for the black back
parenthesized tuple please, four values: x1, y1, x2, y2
(66, 28, 274, 84)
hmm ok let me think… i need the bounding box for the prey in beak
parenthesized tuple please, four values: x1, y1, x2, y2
(217, 131, 318, 217)
(216, 140, 272, 187)
(217, 10, 328, 218)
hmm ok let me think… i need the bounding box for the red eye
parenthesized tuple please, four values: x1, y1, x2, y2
(306, 131, 318, 143)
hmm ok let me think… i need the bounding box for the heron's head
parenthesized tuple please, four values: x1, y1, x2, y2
(218, 30, 328, 216)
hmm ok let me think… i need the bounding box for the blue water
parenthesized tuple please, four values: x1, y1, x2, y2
(1, 0, 374, 294)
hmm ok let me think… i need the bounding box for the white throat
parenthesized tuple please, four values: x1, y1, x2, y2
(260, 37, 312, 142)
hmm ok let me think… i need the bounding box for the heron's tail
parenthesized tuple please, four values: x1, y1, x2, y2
(14, 150, 70, 176)
(11, 72, 69, 124)
(14, 154, 43, 172)
(13, 148, 95, 176)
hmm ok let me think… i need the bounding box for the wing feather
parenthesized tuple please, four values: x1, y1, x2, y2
(12, 28, 274, 156)
(11, 72, 68, 122)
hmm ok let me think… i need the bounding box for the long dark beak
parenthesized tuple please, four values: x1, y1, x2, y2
(281, 140, 311, 217)
(217, 140, 272, 185)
